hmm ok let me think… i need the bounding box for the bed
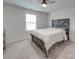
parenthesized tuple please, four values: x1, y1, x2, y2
(30, 18, 69, 57)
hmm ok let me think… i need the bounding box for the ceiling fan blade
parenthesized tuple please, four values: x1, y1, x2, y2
(47, 0, 55, 4)
(33, 0, 42, 3)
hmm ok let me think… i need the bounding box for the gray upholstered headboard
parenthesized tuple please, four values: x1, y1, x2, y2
(52, 18, 70, 40)
(52, 18, 69, 29)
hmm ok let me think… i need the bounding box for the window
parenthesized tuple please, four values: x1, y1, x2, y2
(26, 14, 36, 31)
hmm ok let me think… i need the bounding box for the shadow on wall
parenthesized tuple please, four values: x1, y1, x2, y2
(69, 29, 75, 42)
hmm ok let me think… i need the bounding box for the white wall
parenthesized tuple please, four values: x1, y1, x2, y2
(49, 6, 75, 41)
(3, 3, 48, 44)
(4, 3, 75, 44)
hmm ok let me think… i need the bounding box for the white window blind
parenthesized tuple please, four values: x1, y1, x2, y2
(26, 14, 36, 31)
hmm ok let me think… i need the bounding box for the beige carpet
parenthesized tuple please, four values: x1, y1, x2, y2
(3, 38, 75, 59)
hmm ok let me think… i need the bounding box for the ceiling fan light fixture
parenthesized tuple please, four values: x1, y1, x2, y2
(42, 0, 47, 7)
(42, 3, 47, 7)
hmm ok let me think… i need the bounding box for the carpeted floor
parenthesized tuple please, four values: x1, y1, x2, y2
(3, 38, 75, 59)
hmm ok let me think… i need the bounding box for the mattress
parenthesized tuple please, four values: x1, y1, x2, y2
(31, 28, 67, 51)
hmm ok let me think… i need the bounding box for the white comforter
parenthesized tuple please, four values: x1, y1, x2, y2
(31, 28, 67, 51)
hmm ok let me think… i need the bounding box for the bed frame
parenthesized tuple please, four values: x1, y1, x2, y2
(30, 18, 70, 57)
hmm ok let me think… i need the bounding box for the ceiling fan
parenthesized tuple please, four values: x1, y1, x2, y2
(34, 0, 55, 7)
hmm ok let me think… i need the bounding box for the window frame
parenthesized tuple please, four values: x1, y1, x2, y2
(25, 14, 37, 31)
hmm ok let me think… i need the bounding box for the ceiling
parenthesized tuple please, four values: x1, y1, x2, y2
(3, 0, 75, 13)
